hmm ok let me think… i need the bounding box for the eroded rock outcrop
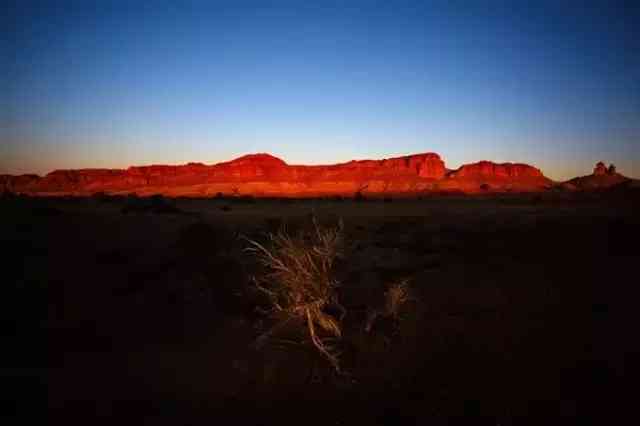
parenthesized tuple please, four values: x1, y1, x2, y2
(448, 161, 544, 179)
(379, 153, 446, 179)
(1, 152, 553, 196)
(565, 161, 631, 190)
(441, 161, 550, 192)
(594, 162, 608, 176)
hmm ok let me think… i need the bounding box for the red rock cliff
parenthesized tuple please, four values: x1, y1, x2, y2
(1, 152, 552, 196)
(447, 161, 544, 179)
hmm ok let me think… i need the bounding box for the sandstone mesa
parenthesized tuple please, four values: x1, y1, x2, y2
(0, 153, 633, 197)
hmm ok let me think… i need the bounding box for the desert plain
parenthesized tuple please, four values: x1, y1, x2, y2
(4, 186, 637, 424)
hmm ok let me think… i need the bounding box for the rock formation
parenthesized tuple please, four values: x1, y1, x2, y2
(447, 161, 544, 179)
(0, 152, 554, 197)
(593, 162, 607, 176)
(565, 161, 632, 190)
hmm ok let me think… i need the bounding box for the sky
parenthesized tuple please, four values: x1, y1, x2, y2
(2, 0, 639, 180)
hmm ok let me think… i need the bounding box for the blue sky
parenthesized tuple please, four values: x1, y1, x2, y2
(2, 1, 639, 179)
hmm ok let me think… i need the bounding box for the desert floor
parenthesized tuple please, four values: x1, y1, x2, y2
(5, 192, 637, 424)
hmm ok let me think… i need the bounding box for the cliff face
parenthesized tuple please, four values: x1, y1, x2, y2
(448, 161, 544, 179)
(1, 152, 553, 197)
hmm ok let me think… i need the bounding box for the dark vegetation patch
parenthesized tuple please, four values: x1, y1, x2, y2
(214, 193, 257, 204)
(121, 194, 183, 214)
(91, 191, 123, 203)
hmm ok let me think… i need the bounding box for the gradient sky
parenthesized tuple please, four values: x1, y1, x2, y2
(3, 1, 639, 180)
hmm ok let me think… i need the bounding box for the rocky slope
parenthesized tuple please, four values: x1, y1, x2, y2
(1, 152, 555, 197)
(562, 162, 634, 191)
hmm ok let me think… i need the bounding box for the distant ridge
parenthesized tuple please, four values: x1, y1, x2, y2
(0, 153, 631, 197)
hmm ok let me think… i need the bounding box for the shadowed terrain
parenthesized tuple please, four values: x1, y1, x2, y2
(5, 190, 636, 423)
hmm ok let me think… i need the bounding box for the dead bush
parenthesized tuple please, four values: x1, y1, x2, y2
(245, 216, 346, 371)
(365, 279, 411, 334)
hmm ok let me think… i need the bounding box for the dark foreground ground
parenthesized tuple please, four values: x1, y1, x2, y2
(4, 192, 638, 424)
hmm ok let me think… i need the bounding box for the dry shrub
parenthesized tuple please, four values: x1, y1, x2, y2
(365, 279, 411, 333)
(384, 279, 411, 319)
(245, 216, 345, 371)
